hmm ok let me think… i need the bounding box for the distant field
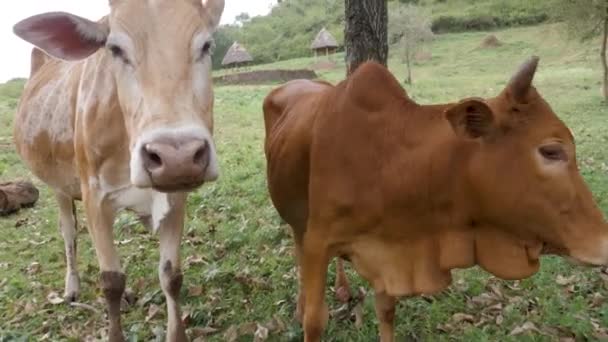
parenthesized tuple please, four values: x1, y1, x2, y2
(1, 23, 607, 341)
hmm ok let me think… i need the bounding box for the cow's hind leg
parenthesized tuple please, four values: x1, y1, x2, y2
(301, 227, 330, 342)
(374, 291, 396, 342)
(292, 227, 305, 323)
(334, 258, 351, 303)
(55, 192, 80, 302)
(85, 195, 125, 342)
(158, 194, 187, 342)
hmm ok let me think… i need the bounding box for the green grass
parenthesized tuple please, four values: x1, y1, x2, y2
(1, 23, 608, 341)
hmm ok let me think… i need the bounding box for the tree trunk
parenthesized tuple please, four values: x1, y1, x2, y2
(602, 10, 608, 101)
(405, 48, 412, 84)
(344, 0, 388, 76)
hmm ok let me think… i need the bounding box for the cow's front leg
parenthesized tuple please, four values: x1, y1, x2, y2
(158, 194, 187, 342)
(374, 291, 396, 342)
(84, 191, 125, 342)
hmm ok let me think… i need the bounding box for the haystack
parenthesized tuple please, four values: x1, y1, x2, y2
(479, 34, 502, 49)
(221, 41, 253, 68)
(311, 27, 338, 57)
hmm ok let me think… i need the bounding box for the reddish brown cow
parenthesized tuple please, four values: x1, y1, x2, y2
(263, 57, 608, 341)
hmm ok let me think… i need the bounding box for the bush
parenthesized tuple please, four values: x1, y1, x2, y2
(431, 13, 548, 33)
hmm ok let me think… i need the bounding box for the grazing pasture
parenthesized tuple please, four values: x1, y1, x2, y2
(1, 24, 608, 341)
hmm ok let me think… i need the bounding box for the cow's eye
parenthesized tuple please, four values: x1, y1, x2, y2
(539, 144, 568, 162)
(199, 40, 214, 60)
(107, 44, 130, 64)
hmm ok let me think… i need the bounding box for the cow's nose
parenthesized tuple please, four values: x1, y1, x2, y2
(140, 139, 209, 192)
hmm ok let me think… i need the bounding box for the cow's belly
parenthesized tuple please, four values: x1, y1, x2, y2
(343, 237, 451, 297)
(341, 226, 542, 296)
(14, 128, 80, 197)
(14, 72, 79, 196)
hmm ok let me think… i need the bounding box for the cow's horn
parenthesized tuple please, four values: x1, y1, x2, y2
(507, 56, 539, 103)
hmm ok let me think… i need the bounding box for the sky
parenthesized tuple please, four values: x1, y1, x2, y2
(0, 0, 276, 82)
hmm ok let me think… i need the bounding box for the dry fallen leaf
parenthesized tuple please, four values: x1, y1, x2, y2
(591, 292, 605, 307)
(436, 323, 455, 333)
(117, 238, 133, 245)
(190, 326, 219, 338)
(145, 304, 160, 322)
(15, 218, 28, 228)
(354, 303, 364, 329)
(253, 324, 269, 342)
(134, 277, 146, 292)
(263, 314, 286, 333)
(451, 313, 475, 324)
(496, 314, 504, 326)
(188, 285, 204, 297)
(27, 262, 41, 275)
(181, 310, 191, 326)
(24, 301, 35, 314)
(556, 275, 577, 286)
(510, 322, 538, 336)
(599, 272, 608, 287)
(185, 255, 208, 267)
(223, 325, 238, 342)
(488, 283, 503, 299)
(47, 291, 64, 305)
(469, 293, 497, 308)
(486, 302, 503, 313)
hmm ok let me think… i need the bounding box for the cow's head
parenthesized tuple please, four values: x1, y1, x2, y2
(13, 0, 224, 192)
(446, 56, 608, 273)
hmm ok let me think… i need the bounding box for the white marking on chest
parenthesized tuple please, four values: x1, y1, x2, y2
(22, 63, 77, 145)
(98, 177, 171, 232)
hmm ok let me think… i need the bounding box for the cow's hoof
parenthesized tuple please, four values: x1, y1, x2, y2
(64, 273, 80, 303)
(64, 291, 79, 303)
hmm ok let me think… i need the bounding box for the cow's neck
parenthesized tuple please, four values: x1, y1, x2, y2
(75, 51, 131, 190)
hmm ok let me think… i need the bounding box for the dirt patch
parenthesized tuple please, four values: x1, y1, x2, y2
(310, 60, 338, 71)
(479, 34, 502, 49)
(213, 69, 319, 86)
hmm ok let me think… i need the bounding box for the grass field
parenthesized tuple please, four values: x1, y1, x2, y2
(1, 23, 608, 341)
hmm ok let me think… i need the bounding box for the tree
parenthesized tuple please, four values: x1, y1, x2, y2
(389, 4, 434, 84)
(552, 0, 608, 101)
(344, 0, 388, 75)
(234, 12, 251, 25)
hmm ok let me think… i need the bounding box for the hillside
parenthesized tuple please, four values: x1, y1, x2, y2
(211, 0, 553, 68)
(2, 23, 608, 341)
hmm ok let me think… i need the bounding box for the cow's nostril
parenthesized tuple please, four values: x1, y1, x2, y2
(148, 152, 162, 167)
(142, 144, 164, 171)
(193, 141, 208, 166)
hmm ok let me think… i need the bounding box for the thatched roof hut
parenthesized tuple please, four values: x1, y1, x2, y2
(310, 27, 338, 56)
(221, 41, 253, 68)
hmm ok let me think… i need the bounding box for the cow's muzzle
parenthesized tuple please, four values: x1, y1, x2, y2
(140, 137, 210, 192)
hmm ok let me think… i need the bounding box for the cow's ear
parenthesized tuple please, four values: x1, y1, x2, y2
(446, 98, 495, 139)
(203, 0, 225, 29)
(13, 12, 108, 61)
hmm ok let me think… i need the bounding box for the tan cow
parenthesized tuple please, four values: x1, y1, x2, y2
(263, 57, 608, 341)
(12, 1, 224, 340)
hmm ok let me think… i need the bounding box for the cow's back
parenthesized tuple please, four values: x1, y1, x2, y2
(14, 52, 83, 196)
(263, 79, 332, 233)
